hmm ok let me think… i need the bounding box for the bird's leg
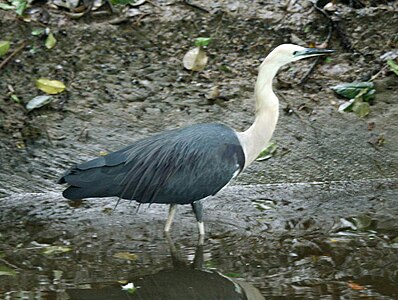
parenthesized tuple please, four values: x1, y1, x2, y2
(191, 201, 205, 238)
(164, 204, 177, 232)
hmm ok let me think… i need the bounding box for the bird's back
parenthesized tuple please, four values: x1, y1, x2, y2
(58, 123, 245, 205)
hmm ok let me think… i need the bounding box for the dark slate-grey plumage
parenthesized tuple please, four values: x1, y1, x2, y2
(59, 123, 245, 204)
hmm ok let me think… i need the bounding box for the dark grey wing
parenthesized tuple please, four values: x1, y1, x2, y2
(59, 123, 245, 204)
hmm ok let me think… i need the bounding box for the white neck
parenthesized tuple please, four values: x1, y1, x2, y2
(236, 59, 281, 169)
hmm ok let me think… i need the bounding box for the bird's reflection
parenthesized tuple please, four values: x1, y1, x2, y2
(66, 234, 264, 300)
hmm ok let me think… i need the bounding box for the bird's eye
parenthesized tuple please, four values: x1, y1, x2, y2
(293, 51, 298, 56)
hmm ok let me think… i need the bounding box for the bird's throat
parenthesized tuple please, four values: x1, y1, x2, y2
(237, 62, 280, 169)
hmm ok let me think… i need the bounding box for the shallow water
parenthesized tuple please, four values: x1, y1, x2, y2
(1, 179, 397, 299)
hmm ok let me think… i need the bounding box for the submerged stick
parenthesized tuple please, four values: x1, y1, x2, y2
(0, 40, 27, 71)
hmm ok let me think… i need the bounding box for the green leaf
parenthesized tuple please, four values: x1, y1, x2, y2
(331, 82, 374, 99)
(253, 199, 276, 211)
(338, 99, 355, 112)
(0, 41, 10, 57)
(110, 0, 135, 5)
(225, 272, 241, 278)
(362, 88, 375, 102)
(26, 95, 53, 111)
(35, 78, 66, 94)
(352, 101, 370, 118)
(31, 28, 45, 36)
(15, 0, 27, 15)
(0, 265, 17, 276)
(352, 214, 372, 230)
(204, 260, 216, 269)
(113, 252, 138, 261)
(42, 245, 72, 255)
(0, 3, 15, 10)
(10, 94, 21, 103)
(256, 142, 277, 161)
(194, 37, 212, 47)
(387, 59, 398, 76)
(45, 32, 57, 49)
(29, 47, 38, 55)
(218, 65, 232, 73)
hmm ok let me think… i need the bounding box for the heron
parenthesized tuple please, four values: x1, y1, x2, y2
(58, 44, 334, 236)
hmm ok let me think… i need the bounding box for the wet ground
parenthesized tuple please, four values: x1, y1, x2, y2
(1, 0, 398, 299)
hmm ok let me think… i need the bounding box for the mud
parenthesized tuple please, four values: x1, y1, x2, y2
(0, 0, 397, 298)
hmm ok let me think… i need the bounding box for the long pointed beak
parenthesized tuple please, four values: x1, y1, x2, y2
(294, 48, 335, 57)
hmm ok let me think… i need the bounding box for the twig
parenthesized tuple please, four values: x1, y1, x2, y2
(0, 40, 27, 71)
(369, 64, 388, 82)
(77, 124, 89, 141)
(299, 57, 322, 85)
(0, 258, 21, 270)
(134, 13, 151, 25)
(146, 0, 163, 10)
(314, 1, 353, 51)
(299, 2, 334, 85)
(183, 0, 210, 13)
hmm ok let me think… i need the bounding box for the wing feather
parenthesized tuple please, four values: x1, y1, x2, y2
(59, 123, 245, 204)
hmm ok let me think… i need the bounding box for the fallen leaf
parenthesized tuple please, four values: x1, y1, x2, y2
(121, 282, 137, 294)
(352, 101, 370, 118)
(111, 0, 134, 4)
(206, 86, 220, 100)
(375, 135, 385, 147)
(0, 41, 10, 57)
(183, 47, 208, 71)
(42, 245, 72, 255)
(194, 37, 212, 47)
(15, 0, 27, 15)
(331, 82, 374, 100)
(113, 252, 138, 261)
(225, 272, 241, 278)
(352, 214, 372, 230)
(15, 141, 25, 149)
(256, 142, 277, 161)
(129, 0, 146, 6)
(26, 95, 53, 111)
(387, 59, 398, 76)
(0, 265, 17, 276)
(347, 281, 366, 290)
(10, 94, 21, 104)
(338, 99, 354, 112)
(52, 0, 80, 9)
(35, 78, 66, 94)
(45, 32, 57, 49)
(31, 28, 45, 36)
(0, 3, 15, 10)
(118, 280, 129, 284)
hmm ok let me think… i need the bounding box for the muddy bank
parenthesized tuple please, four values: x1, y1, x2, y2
(0, 3, 397, 195)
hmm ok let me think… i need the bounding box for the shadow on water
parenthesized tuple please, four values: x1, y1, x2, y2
(64, 234, 264, 300)
(0, 232, 263, 300)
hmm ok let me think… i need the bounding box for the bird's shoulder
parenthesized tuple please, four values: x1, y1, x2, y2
(65, 123, 243, 172)
(125, 123, 243, 164)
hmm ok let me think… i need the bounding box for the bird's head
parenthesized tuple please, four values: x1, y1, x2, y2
(265, 44, 335, 67)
